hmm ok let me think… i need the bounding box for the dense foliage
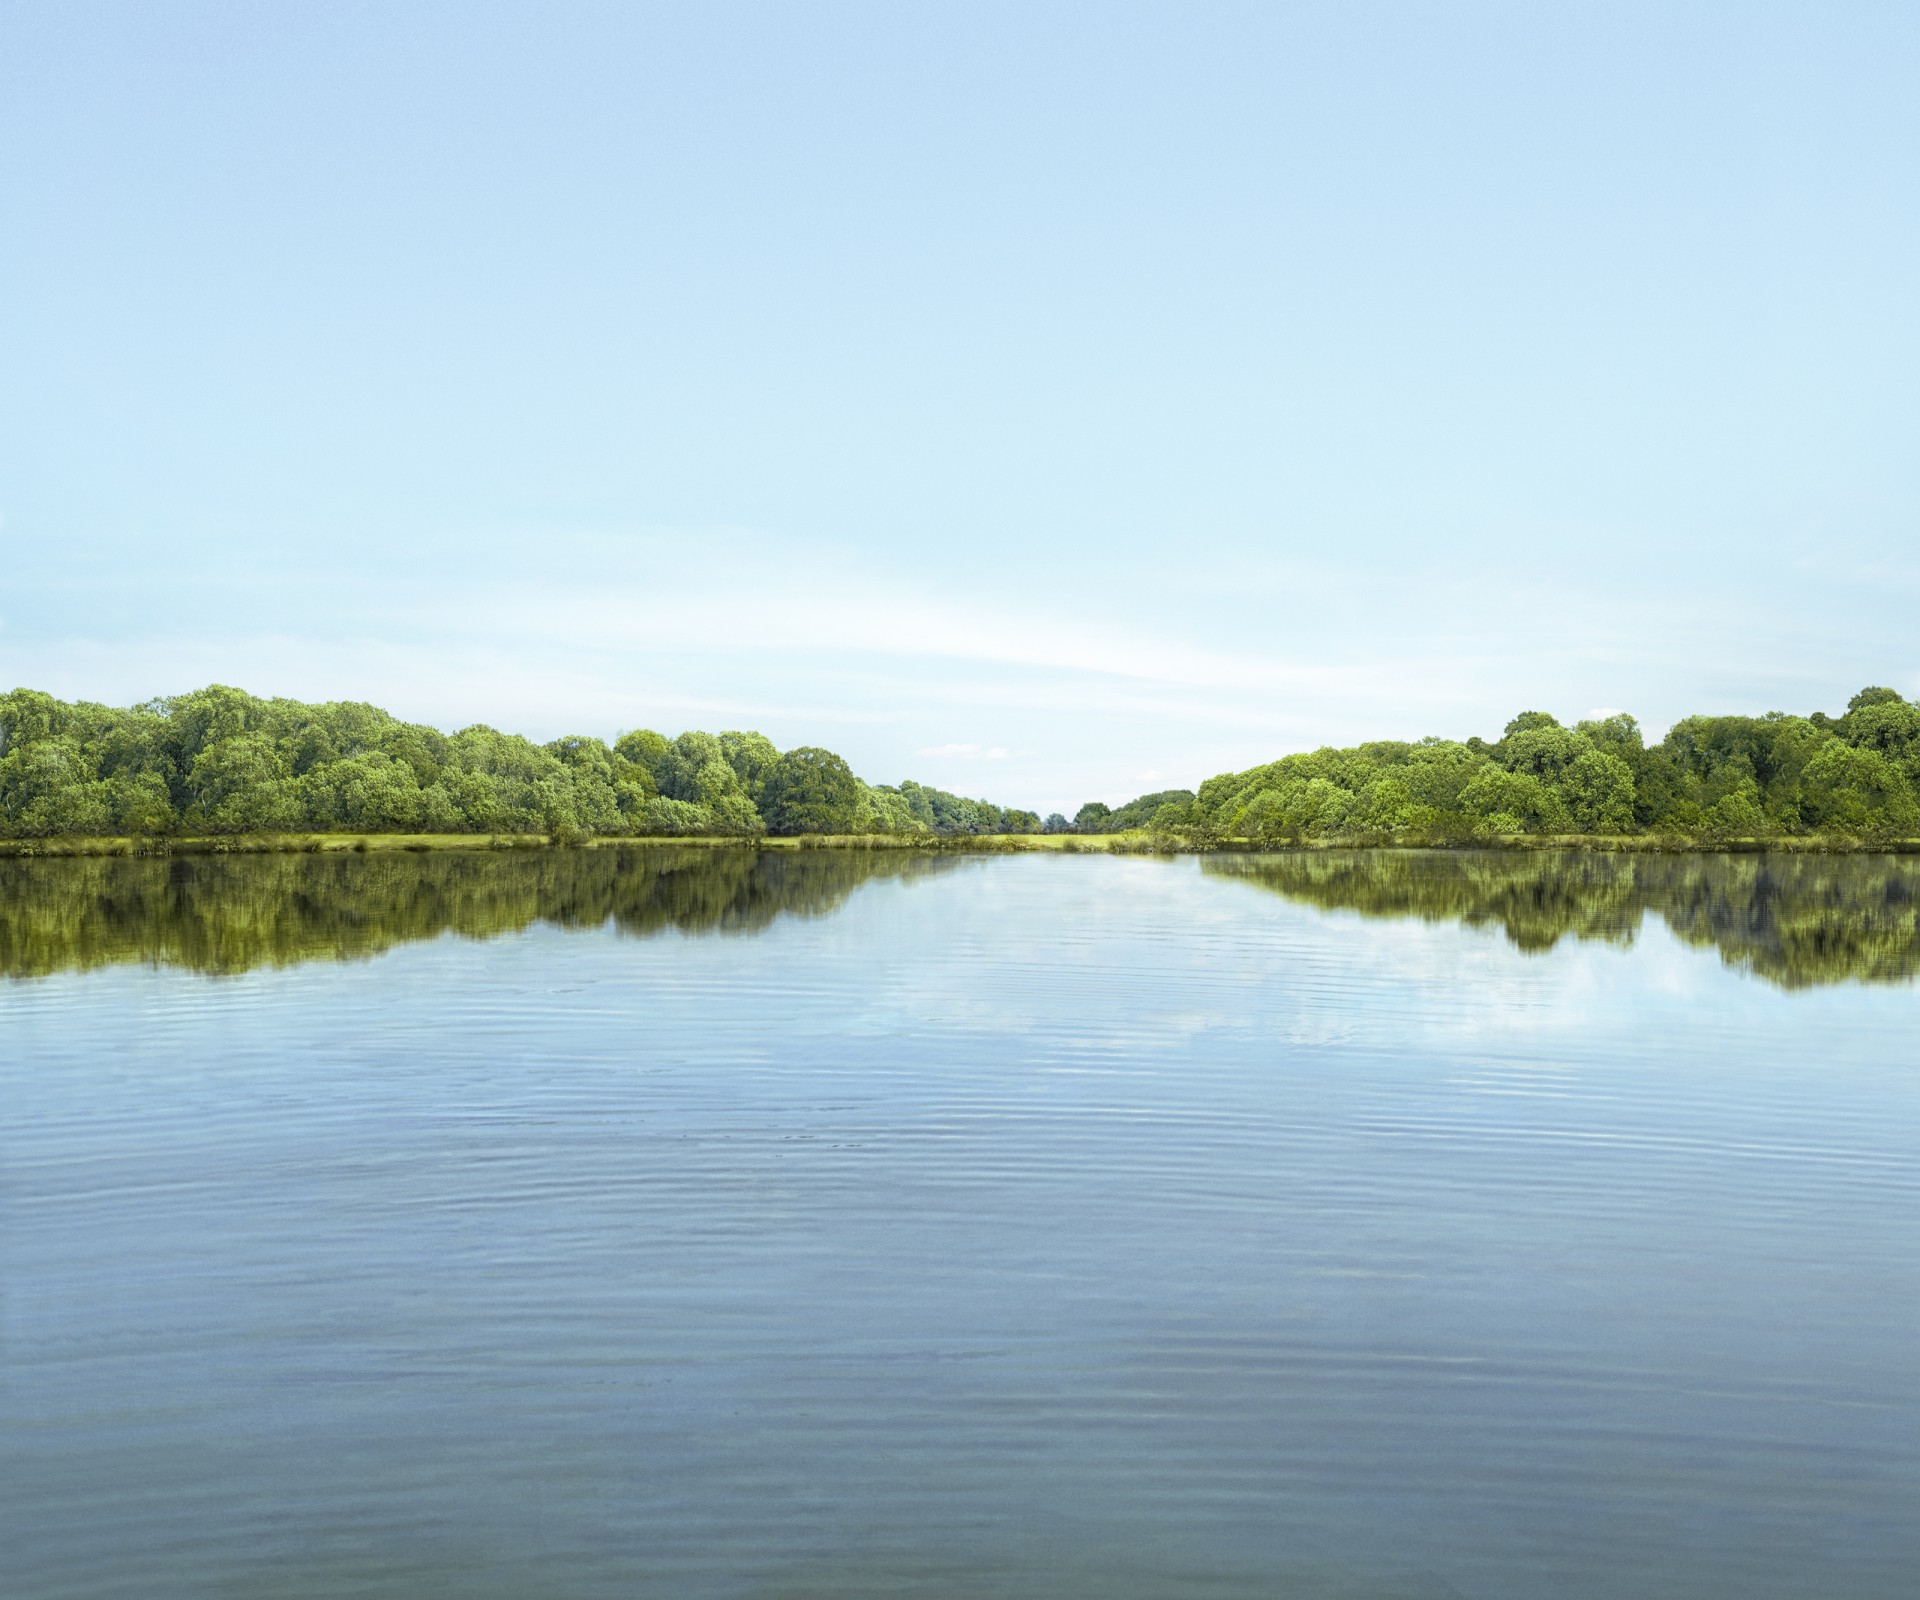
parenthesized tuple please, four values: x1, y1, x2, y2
(1083, 687, 1920, 843)
(1071, 790, 1199, 834)
(0, 685, 1041, 841)
(11, 681, 1920, 845)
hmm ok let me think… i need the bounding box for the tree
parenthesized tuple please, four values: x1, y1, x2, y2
(1459, 767, 1569, 835)
(185, 733, 304, 832)
(1499, 722, 1589, 779)
(760, 747, 862, 835)
(1844, 699, 1920, 780)
(0, 737, 112, 835)
(1798, 745, 1920, 837)
(719, 731, 781, 801)
(1575, 713, 1643, 756)
(1071, 801, 1112, 833)
(1559, 750, 1636, 835)
(1503, 710, 1561, 737)
(110, 771, 177, 834)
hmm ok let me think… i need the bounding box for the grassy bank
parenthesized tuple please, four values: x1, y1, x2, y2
(6, 830, 1920, 859)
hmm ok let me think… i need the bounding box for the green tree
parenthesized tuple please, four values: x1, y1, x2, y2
(719, 731, 782, 801)
(185, 732, 304, 832)
(1459, 766, 1569, 834)
(1798, 744, 1920, 837)
(761, 747, 861, 835)
(0, 737, 113, 835)
(1559, 749, 1636, 834)
(1843, 697, 1920, 781)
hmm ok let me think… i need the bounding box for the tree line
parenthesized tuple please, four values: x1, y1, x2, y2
(0, 685, 1043, 841)
(1085, 686, 1920, 844)
(8, 682, 1920, 845)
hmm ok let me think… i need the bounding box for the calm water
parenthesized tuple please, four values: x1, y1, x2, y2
(3, 848, 1916, 1599)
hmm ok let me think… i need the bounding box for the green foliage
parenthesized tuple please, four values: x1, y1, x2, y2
(760, 747, 861, 835)
(0, 736, 113, 836)
(1106, 684, 1920, 845)
(718, 731, 781, 801)
(0, 686, 1029, 843)
(879, 779, 1032, 836)
(1090, 789, 1196, 832)
(17, 680, 1920, 847)
(1847, 686, 1904, 714)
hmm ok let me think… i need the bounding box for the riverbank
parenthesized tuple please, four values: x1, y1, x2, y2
(5, 830, 1920, 859)
(0, 832, 1135, 859)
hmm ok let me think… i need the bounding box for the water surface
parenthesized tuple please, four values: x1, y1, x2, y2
(5, 849, 1916, 1598)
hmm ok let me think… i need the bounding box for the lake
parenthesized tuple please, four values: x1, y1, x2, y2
(4, 847, 1916, 1599)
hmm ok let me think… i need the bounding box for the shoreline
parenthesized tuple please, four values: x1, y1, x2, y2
(6, 831, 1920, 859)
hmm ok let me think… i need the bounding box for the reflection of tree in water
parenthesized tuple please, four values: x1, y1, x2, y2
(1206, 849, 1920, 989)
(11, 847, 1916, 990)
(0, 848, 972, 980)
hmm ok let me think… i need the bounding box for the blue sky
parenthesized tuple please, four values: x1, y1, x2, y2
(3, 2, 1916, 815)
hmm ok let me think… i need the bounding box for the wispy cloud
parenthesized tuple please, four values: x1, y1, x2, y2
(16, 522, 1915, 816)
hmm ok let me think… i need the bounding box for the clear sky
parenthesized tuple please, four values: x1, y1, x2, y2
(3, 2, 1916, 816)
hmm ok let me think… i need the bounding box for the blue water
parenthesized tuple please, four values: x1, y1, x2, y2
(4, 850, 1916, 1598)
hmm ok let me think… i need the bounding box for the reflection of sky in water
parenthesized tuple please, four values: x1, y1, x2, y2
(5, 854, 1918, 1599)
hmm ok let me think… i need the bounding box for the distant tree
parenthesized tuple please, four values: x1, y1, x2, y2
(1502, 710, 1561, 737)
(638, 796, 713, 836)
(1498, 722, 1588, 779)
(760, 747, 861, 835)
(853, 784, 930, 836)
(185, 732, 302, 832)
(1574, 713, 1643, 756)
(0, 736, 113, 836)
(1844, 699, 1920, 780)
(1798, 744, 1920, 836)
(719, 731, 781, 801)
(1559, 750, 1636, 834)
(110, 770, 176, 835)
(1458, 767, 1569, 835)
(1104, 790, 1196, 831)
